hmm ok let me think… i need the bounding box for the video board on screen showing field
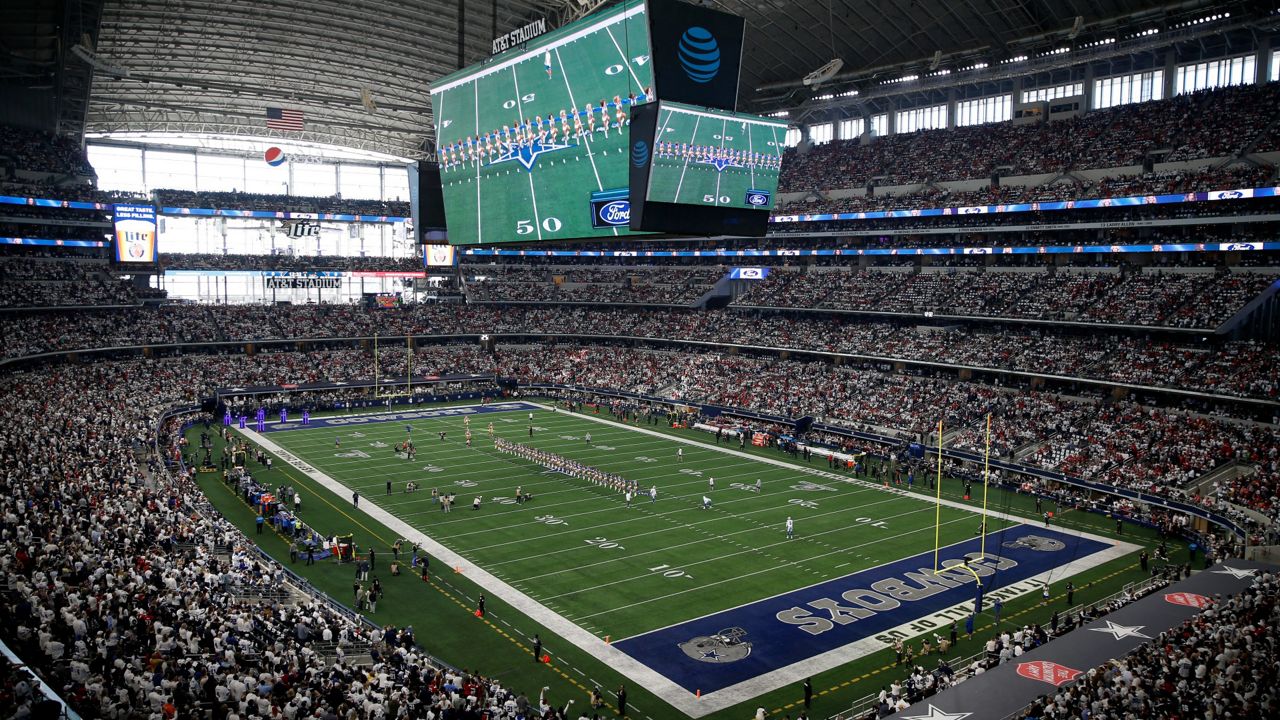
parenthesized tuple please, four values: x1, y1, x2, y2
(645, 101, 788, 211)
(429, 0, 653, 245)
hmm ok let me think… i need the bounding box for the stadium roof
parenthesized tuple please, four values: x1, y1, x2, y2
(76, 0, 1264, 158)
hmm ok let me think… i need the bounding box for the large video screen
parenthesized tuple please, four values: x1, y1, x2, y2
(429, 0, 653, 245)
(111, 204, 158, 263)
(645, 101, 787, 210)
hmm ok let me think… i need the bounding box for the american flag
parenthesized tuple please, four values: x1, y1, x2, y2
(266, 107, 304, 131)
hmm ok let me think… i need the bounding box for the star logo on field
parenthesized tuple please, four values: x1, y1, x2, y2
(1212, 566, 1257, 580)
(699, 157, 742, 173)
(700, 649, 721, 660)
(490, 139, 574, 171)
(1088, 621, 1151, 640)
(900, 705, 973, 720)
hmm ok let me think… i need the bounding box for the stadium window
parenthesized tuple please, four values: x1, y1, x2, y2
(809, 122, 834, 144)
(837, 118, 863, 139)
(869, 114, 888, 137)
(195, 153, 247, 193)
(1020, 82, 1083, 104)
(292, 162, 338, 197)
(382, 166, 409, 202)
(895, 103, 947, 134)
(246, 159, 289, 195)
(337, 164, 383, 200)
(1175, 54, 1256, 94)
(143, 150, 197, 192)
(1092, 70, 1164, 109)
(784, 128, 803, 147)
(1273, 50, 1280, 82)
(955, 94, 1012, 127)
(87, 145, 144, 193)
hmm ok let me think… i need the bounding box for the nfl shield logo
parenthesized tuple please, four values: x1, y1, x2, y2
(1164, 592, 1213, 608)
(1017, 661, 1082, 687)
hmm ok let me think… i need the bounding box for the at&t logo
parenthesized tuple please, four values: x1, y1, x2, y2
(631, 140, 650, 168)
(678, 27, 720, 83)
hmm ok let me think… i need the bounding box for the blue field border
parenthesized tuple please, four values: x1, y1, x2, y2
(613, 524, 1111, 694)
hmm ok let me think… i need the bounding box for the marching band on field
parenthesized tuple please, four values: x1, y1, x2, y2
(494, 437, 640, 497)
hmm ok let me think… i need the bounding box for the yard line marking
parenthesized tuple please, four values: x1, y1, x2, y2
(553, 46, 617, 236)
(673, 116, 700, 204)
(559, 514, 972, 611)
(604, 25, 645, 89)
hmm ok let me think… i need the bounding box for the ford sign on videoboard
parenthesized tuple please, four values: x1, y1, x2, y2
(729, 267, 769, 280)
(112, 204, 158, 263)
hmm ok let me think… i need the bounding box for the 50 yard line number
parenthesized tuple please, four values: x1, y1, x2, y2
(517, 217, 562, 234)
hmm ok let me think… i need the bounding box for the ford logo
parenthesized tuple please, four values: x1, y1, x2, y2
(746, 192, 768, 206)
(599, 200, 630, 225)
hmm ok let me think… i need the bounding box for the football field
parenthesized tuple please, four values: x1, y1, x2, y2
(431, 0, 653, 245)
(245, 401, 1133, 715)
(648, 105, 786, 208)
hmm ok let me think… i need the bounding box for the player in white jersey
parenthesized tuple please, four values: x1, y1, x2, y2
(786, 516, 794, 539)
(649, 485, 657, 503)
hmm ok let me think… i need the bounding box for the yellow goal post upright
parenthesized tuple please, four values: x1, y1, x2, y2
(932, 417, 983, 587)
(373, 334, 414, 399)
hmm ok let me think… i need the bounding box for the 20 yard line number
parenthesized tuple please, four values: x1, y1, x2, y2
(517, 217, 562, 235)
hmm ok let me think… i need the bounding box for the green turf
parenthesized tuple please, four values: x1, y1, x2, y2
(192, 400, 1176, 719)
(433, 0, 653, 245)
(648, 103, 786, 209)
(266, 407, 1028, 641)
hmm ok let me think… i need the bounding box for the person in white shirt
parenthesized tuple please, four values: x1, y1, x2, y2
(786, 517, 794, 539)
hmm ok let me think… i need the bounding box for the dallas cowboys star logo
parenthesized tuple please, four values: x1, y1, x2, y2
(700, 649, 721, 660)
(900, 705, 973, 720)
(1212, 566, 1257, 580)
(1089, 620, 1151, 640)
(489, 138, 574, 171)
(699, 157, 743, 172)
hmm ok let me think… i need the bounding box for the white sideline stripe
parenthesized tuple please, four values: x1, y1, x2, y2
(239, 426, 706, 717)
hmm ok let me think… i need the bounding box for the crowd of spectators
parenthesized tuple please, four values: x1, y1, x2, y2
(732, 267, 1277, 329)
(776, 165, 1275, 217)
(0, 125, 94, 176)
(2, 303, 1277, 402)
(0, 356, 584, 719)
(153, 190, 410, 218)
(778, 83, 1280, 194)
(0, 257, 144, 308)
(464, 266, 726, 304)
(1012, 570, 1279, 720)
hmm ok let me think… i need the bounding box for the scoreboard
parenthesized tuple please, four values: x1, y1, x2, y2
(429, 0, 653, 245)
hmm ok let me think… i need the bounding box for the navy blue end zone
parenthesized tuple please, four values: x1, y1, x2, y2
(262, 402, 543, 433)
(613, 525, 1111, 694)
